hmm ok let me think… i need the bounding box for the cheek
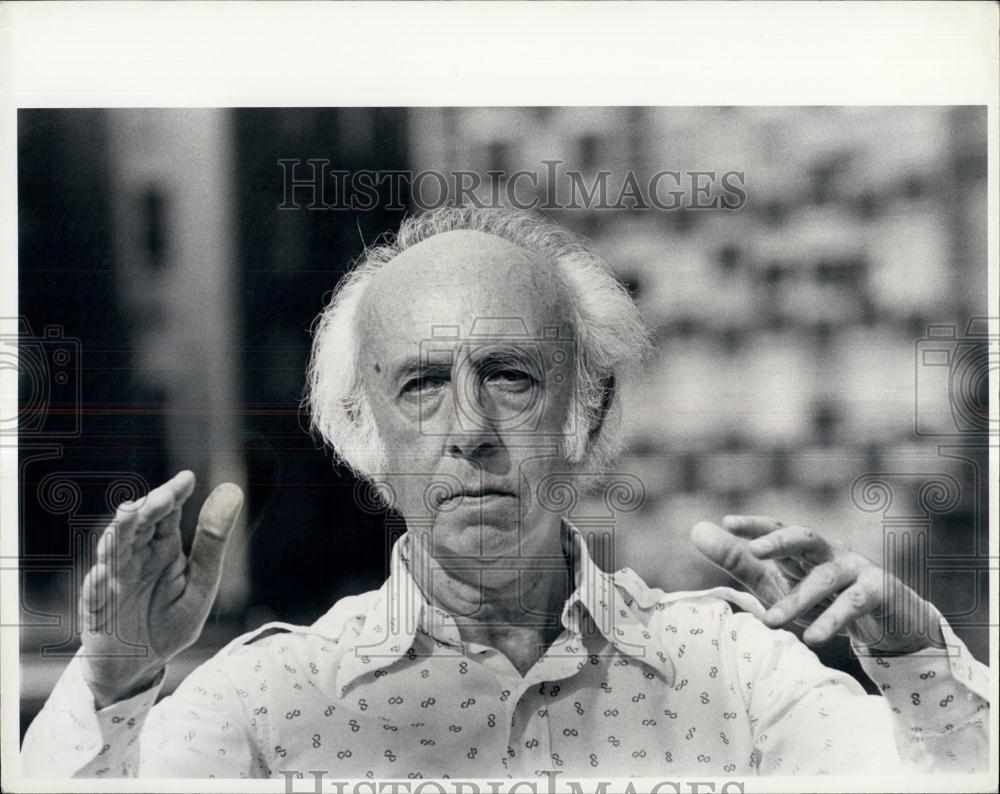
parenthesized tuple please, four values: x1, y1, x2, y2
(373, 418, 449, 517)
(366, 380, 429, 449)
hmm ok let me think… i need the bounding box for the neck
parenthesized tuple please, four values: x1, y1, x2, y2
(406, 529, 574, 676)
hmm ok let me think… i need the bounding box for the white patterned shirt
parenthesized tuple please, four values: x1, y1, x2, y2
(21, 525, 990, 779)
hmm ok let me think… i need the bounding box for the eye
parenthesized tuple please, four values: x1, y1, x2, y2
(400, 374, 449, 397)
(485, 368, 534, 392)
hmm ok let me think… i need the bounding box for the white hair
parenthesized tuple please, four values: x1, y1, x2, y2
(305, 206, 652, 480)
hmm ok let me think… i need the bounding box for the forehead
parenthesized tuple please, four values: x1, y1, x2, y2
(359, 230, 569, 358)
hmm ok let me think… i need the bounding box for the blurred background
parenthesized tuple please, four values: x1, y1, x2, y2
(16, 107, 990, 736)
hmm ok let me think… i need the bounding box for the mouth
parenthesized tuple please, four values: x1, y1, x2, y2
(438, 486, 517, 507)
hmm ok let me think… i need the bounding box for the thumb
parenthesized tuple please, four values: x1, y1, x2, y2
(186, 483, 244, 600)
(690, 520, 769, 590)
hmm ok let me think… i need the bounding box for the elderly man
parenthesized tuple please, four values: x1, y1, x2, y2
(22, 207, 989, 780)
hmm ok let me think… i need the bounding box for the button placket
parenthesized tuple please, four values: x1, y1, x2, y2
(505, 682, 553, 777)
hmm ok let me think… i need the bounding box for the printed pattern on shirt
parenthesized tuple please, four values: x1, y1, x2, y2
(20, 529, 992, 779)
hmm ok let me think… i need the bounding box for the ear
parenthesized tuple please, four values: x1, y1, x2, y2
(587, 374, 616, 443)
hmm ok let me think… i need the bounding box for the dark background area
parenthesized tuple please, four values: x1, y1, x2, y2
(17, 109, 408, 736)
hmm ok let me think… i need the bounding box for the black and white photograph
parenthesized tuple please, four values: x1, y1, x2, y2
(1, 4, 997, 793)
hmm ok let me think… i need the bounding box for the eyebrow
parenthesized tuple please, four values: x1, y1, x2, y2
(471, 347, 535, 370)
(391, 356, 450, 384)
(391, 345, 537, 383)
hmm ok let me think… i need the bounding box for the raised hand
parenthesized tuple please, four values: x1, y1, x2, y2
(690, 515, 944, 655)
(79, 471, 244, 707)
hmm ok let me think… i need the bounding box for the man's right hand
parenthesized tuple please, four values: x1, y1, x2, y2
(79, 471, 244, 708)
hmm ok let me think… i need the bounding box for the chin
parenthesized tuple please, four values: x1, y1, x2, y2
(430, 516, 524, 561)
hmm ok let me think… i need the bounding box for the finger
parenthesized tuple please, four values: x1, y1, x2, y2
(149, 506, 183, 559)
(720, 519, 809, 578)
(106, 501, 139, 565)
(802, 569, 881, 645)
(721, 515, 785, 539)
(132, 470, 196, 528)
(690, 521, 771, 591)
(748, 525, 831, 564)
(138, 503, 179, 545)
(116, 471, 196, 553)
(141, 509, 184, 577)
(96, 525, 117, 566)
(81, 562, 110, 632)
(134, 470, 197, 523)
(153, 506, 182, 539)
(185, 483, 244, 600)
(723, 518, 817, 579)
(772, 553, 808, 579)
(762, 561, 855, 629)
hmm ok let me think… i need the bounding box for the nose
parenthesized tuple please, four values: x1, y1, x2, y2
(445, 381, 502, 462)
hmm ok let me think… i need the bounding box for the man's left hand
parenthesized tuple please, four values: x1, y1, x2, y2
(691, 515, 945, 655)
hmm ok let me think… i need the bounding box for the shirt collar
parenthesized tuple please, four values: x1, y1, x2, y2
(336, 520, 674, 695)
(560, 522, 675, 684)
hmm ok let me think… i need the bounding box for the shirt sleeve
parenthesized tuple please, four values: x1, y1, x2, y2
(21, 648, 267, 779)
(852, 617, 991, 774)
(724, 611, 990, 776)
(21, 653, 165, 778)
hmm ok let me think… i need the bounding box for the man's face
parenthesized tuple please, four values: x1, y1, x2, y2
(359, 230, 579, 582)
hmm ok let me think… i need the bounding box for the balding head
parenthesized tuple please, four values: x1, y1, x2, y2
(359, 230, 570, 374)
